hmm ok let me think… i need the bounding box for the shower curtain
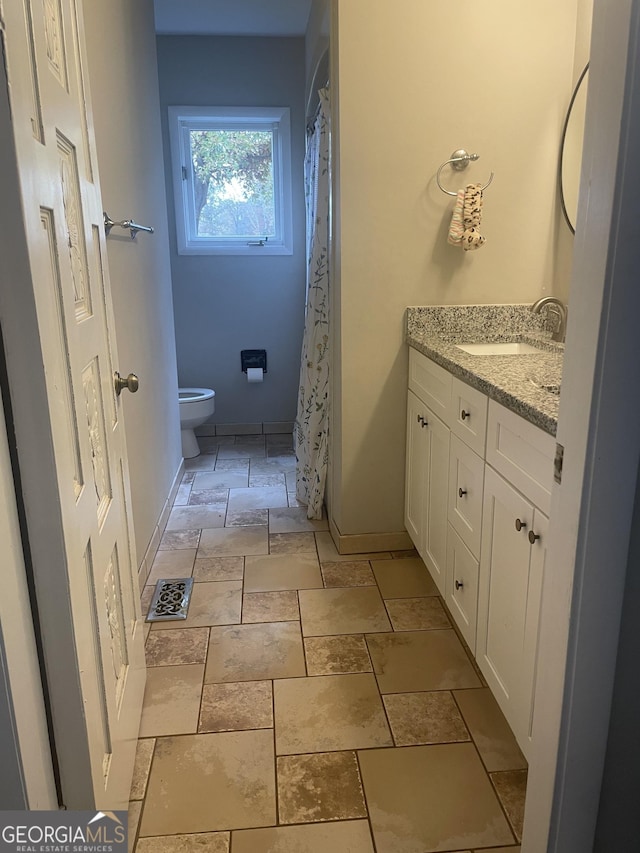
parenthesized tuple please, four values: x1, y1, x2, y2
(294, 88, 330, 519)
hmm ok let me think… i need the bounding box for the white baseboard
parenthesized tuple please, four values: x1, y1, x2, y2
(137, 458, 185, 592)
(328, 515, 413, 555)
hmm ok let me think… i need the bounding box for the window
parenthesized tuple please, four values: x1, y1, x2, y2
(168, 106, 293, 255)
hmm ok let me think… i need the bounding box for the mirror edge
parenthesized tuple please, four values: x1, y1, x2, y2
(559, 62, 590, 235)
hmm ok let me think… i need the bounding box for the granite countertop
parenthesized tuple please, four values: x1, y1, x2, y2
(406, 305, 564, 436)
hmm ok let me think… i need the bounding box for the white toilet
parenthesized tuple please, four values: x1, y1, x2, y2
(178, 387, 215, 459)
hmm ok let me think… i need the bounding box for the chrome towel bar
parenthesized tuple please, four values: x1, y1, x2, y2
(104, 211, 154, 239)
(436, 149, 494, 197)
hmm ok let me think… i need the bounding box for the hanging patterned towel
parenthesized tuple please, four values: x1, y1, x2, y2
(447, 189, 465, 245)
(462, 183, 486, 251)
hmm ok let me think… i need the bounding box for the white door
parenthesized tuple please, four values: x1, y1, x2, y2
(1, 0, 145, 808)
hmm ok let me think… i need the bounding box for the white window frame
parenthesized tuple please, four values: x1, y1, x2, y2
(168, 106, 293, 256)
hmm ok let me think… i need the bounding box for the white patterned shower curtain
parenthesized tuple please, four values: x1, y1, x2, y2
(294, 88, 330, 519)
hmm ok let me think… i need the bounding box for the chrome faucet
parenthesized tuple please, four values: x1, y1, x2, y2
(530, 296, 568, 343)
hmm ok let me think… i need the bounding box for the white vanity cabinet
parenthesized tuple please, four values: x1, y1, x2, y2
(405, 346, 555, 755)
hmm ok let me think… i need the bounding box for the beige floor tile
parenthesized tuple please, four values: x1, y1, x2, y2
(366, 630, 481, 693)
(315, 531, 392, 563)
(372, 557, 440, 598)
(205, 622, 306, 683)
(187, 489, 228, 507)
(320, 560, 376, 587)
(140, 731, 276, 835)
(135, 832, 230, 853)
(217, 444, 266, 459)
(274, 674, 392, 754)
(390, 549, 420, 559)
(304, 634, 373, 675)
(172, 482, 192, 506)
(490, 769, 527, 842)
(385, 596, 451, 631)
(214, 459, 249, 473)
(151, 582, 241, 630)
(199, 681, 273, 732)
(147, 549, 197, 584)
(383, 692, 470, 746)
(299, 587, 391, 636)
(145, 627, 209, 666)
(140, 585, 155, 617)
(198, 526, 269, 558)
(250, 457, 296, 475)
(166, 505, 226, 531)
(225, 508, 268, 527)
(472, 848, 520, 853)
(288, 492, 304, 507)
(159, 530, 201, 551)
(130, 738, 155, 799)
(243, 591, 299, 623)
(359, 743, 514, 853)
(277, 751, 367, 823)
(181, 471, 196, 483)
(228, 486, 289, 511)
(192, 556, 244, 582)
(138, 665, 204, 737)
(269, 531, 317, 554)
(269, 506, 328, 533)
(244, 553, 322, 592)
(454, 688, 527, 772)
(231, 821, 375, 853)
(250, 473, 287, 488)
(184, 455, 218, 471)
(194, 470, 248, 490)
(128, 801, 142, 853)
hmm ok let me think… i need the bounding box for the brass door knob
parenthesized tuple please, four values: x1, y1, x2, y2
(114, 371, 139, 396)
(455, 579, 464, 590)
(528, 530, 541, 544)
(515, 518, 527, 532)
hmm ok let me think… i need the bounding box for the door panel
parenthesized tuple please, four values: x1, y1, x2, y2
(3, 0, 145, 807)
(405, 390, 428, 551)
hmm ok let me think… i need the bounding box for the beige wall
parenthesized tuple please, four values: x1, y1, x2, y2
(83, 0, 182, 565)
(329, 0, 581, 537)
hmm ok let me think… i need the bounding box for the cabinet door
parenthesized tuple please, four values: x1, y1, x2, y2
(520, 508, 548, 747)
(423, 407, 450, 595)
(477, 466, 534, 749)
(405, 390, 428, 550)
(448, 434, 485, 559)
(446, 525, 479, 653)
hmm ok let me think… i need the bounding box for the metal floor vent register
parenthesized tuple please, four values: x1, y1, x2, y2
(146, 578, 194, 622)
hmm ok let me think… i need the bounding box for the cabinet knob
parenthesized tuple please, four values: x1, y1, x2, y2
(455, 580, 464, 590)
(461, 409, 470, 421)
(417, 414, 423, 424)
(515, 518, 527, 532)
(458, 488, 467, 498)
(528, 530, 541, 544)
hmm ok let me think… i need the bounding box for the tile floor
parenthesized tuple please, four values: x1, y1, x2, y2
(130, 433, 526, 853)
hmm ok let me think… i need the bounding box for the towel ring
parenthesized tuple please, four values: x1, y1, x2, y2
(436, 149, 494, 197)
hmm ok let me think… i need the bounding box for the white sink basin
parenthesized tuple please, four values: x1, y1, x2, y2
(456, 342, 544, 356)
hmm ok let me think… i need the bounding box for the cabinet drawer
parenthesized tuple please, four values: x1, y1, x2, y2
(451, 378, 488, 456)
(446, 525, 479, 654)
(448, 434, 485, 558)
(408, 347, 452, 426)
(486, 400, 555, 514)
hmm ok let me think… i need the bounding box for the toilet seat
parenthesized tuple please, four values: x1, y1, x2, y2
(178, 387, 215, 403)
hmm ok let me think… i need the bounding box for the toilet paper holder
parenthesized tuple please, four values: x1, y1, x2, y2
(241, 349, 267, 374)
